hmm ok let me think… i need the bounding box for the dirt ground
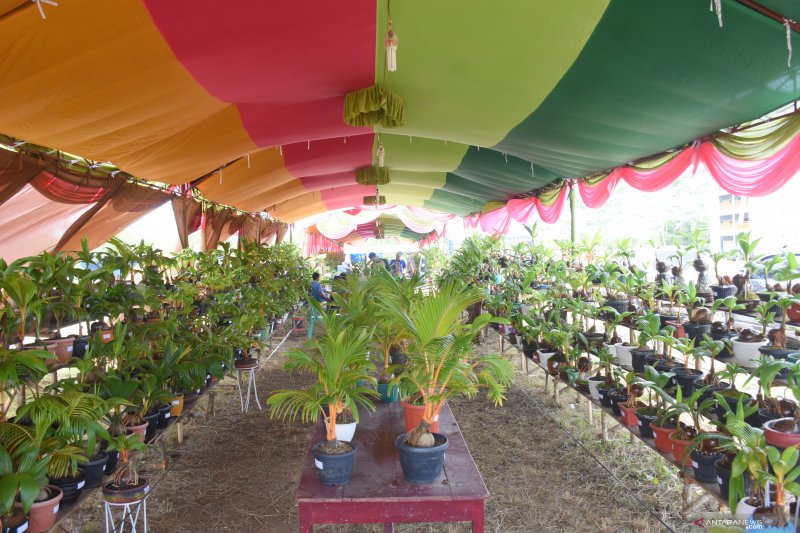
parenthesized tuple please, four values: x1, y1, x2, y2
(63, 326, 714, 533)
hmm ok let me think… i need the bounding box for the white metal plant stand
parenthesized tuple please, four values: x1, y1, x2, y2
(236, 366, 262, 413)
(104, 497, 147, 533)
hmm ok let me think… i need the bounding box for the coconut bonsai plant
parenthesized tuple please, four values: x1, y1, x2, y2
(380, 282, 514, 483)
(0, 440, 48, 532)
(102, 433, 149, 505)
(747, 445, 800, 531)
(630, 312, 670, 373)
(268, 302, 378, 486)
(634, 366, 675, 439)
(710, 249, 737, 299)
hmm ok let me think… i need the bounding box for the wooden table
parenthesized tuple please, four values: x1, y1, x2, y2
(296, 401, 488, 532)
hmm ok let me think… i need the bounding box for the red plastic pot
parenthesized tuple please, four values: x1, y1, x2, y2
(400, 401, 440, 433)
(668, 431, 692, 467)
(763, 418, 800, 448)
(617, 402, 638, 427)
(651, 422, 675, 453)
(788, 303, 800, 323)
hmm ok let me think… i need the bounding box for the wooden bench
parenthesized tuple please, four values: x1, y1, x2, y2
(296, 401, 488, 532)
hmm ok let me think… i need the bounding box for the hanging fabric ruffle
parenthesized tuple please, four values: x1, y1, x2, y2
(355, 166, 390, 185)
(343, 85, 405, 128)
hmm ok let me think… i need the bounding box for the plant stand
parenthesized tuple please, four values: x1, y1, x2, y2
(236, 366, 262, 413)
(104, 498, 148, 533)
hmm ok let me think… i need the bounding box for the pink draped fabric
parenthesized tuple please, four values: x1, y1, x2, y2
(536, 187, 569, 223)
(303, 232, 343, 256)
(578, 134, 800, 209)
(478, 206, 512, 234)
(506, 197, 538, 223)
(701, 135, 800, 196)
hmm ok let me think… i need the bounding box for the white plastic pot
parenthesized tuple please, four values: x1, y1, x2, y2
(336, 422, 357, 443)
(588, 376, 606, 401)
(732, 339, 767, 369)
(538, 351, 556, 368)
(735, 497, 759, 520)
(614, 344, 633, 367)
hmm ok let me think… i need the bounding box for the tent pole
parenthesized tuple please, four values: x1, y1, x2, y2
(569, 181, 576, 262)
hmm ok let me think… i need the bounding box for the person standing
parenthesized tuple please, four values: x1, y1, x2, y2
(368, 252, 388, 270)
(390, 252, 406, 278)
(406, 253, 416, 277)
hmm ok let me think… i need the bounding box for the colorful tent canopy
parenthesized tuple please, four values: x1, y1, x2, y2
(0, 0, 798, 239)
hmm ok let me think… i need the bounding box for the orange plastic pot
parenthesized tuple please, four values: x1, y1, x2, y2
(668, 431, 692, 467)
(651, 423, 675, 453)
(617, 402, 638, 426)
(169, 394, 184, 417)
(400, 401, 440, 433)
(100, 329, 114, 344)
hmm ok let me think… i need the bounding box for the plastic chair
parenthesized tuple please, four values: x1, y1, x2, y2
(308, 303, 322, 338)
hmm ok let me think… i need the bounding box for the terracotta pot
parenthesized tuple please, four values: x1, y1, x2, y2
(788, 303, 800, 323)
(763, 418, 800, 449)
(125, 421, 148, 438)
(617, 402, 638, 426)
(43, 338, 74, 364)
(651, 422, 676, 453)
(28, 486, 63, 533)
(665, 320, 685, 339)
(400, 401, 440, 433)
(169, 394, 184, 417)
(668, 431, 692, 467)
(99, 329, 114, 344)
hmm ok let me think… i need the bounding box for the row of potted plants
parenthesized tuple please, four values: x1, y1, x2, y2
(0, 238, 309, 532)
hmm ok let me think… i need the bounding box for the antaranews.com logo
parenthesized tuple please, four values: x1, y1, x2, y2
(693, 517, 765, 529)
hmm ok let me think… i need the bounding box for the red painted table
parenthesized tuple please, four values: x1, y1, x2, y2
(296, 401, 488, 532)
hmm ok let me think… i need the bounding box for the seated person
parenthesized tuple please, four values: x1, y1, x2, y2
(309, 272, 331, 303)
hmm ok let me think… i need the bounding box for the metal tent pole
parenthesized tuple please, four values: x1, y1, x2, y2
(569, 181, 576, 262)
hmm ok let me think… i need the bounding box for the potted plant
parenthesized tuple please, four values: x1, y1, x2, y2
(709, 296, 743, 357)
(763, 365, 800, 450)
(102, 433, 149, 505)
(746, 356, 794, 427)
(671, 338, 704, 395)
(381, 282, 514, 483)
(745, 446, 800, 532)
(732, 300, 772, 369)
(680, 281, 712, 343)
(268, 303, 378, 486)
(0, 443, 48, 533)
(710, 249, 737, 299)
(734, 231, 762, 307)
(588, 346, 615, 401)
(634, 366, 674, 439)
(630, 312, 669, 373)
(661, 387, 715, 467)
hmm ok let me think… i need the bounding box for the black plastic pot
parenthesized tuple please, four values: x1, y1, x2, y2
(635, 410, 658, 439)
(312, 441, 356, 486)
(714, 390, 754, 424)
(521, 339, 537, 359)
(608, 391, 628, 416)
(605, 299, 629, 315)
(714, 458, 732, 500)
(654, 359, 680, 381)
(711, 330, 736, 358)
(1, 507, 28, 533)
(396, 433, 449, 484)
(673, 367, 704, 395)
(156, 403, 172, 429)
(72, 335, 89, 359)
(598, 386, 615, 407)
(631, 348, 654, 373)
(758, 407, 783, 427)
(757, 292, 783, 319)
(49, 469, 86, 506)
(690, 449, 722, 483)
(759, 345, 794, 360)
(104, 450, 119, 475)
(695, 380, 731, 406)
(711, 285, 737, 299)
(143, 411, 160, 443)
(658, 313, 679, 329)
(683, 322, 712, 344)
(78, 451, 109, 489)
